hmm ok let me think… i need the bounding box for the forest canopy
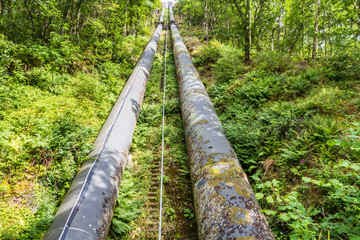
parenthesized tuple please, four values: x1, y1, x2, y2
(175, 0, 360, 62)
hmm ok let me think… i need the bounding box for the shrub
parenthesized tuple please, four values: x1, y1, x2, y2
(255, 51, 292, 73)
(193, 39, 223, 66)
(326, 52, 360, 81)
(232, 72, 285, 106)
(73, 73, 106, 102)
(302, 68, 320, 84)
(285, 76, 311, 97)
(214, 48, 246, 82)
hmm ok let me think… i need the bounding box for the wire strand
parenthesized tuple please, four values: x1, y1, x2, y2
(158, 16, 168, 240)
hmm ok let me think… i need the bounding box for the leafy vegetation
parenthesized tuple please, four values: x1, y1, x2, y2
(176, 0, 360, 62)
(0, 1, 161, 238)
(184, 24, 360, 238)
(1, 0, 359, 239)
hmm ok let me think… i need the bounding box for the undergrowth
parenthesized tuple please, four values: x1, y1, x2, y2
(0, 32, 149, 239)
(188, 35, 360, 239)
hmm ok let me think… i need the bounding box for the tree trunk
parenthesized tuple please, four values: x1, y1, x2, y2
(205, 0, 209, 42)
(244, 0, 251, 62)
(276, 1, 284, 49)
(323, 14, 327, 59)
(233, 0, 251, 62)
(271, 28, 274, 51)
(312, 0, 321, 62)
(123, 0, 129, 37)
(62, 0, 72, 23)
(0, 0, 6, 17)
(327, 13, 332, 57)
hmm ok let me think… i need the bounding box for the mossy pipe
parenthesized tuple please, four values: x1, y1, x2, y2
(170, 13, 274, 240)
(44, 23, 163, 240)
(169, 5, 175, 23)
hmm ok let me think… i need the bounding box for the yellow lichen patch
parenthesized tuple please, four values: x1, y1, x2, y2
(185, 88, 207, 97)
(233, 183, 251, 199)
(229, 207, 250, 225)
(235, 236, 256, 240)
(203, 153, 231, 167)
(197, 120, 210, 126)
(206, 162, 252, 199)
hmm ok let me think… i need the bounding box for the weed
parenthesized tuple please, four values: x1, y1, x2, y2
(254, 51, 292, 73)
(183, 208, 195, 219)
(214, 48, 246, 82)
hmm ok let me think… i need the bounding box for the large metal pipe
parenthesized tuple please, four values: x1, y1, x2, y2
(160, 6, 165, 23)
(44, 23, 163, 240)
(169, 5, 175, 23)
(170, 10, 274, 240)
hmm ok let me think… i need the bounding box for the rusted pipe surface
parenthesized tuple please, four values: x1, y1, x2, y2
(44, 23, 163, 240)
(170, 16, 274, 240)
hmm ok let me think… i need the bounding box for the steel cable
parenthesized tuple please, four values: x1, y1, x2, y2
(158, 16, 168, 240)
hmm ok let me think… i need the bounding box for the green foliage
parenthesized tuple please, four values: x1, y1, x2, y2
(166, 207, 177, 221)
(0, 0, 160, 45)
(253, 157, 360, 239)
(254, 51, 292, 73)
(328, 123, 360, 160)
(193, 39, 246, 82)
(285, 75, 310, 97)
(183, 208, 195, 219)
(20, 194, 57, 239)
(73, 73, 106, 102)
(177, 0, 360, 62)
(235, 72, 278, 106)
(214, 47, 246, 82)
(254, 178, 320, 239)
(0, 185, 57, 239)
(193, 39, 223, 65)
(192, 37, 360, 238)
(0, 15, 152, 237)
(326, 52, 360, 81)
(110, 177, 143, 237)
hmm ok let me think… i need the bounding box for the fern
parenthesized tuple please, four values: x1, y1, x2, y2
(109, 177, 143, 238)
(110, 219, 131, 235)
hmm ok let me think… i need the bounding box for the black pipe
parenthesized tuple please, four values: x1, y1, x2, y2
(160, 6, 165, 24)
(44, 22, 163, 240)
(170, 7, 274, 240)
